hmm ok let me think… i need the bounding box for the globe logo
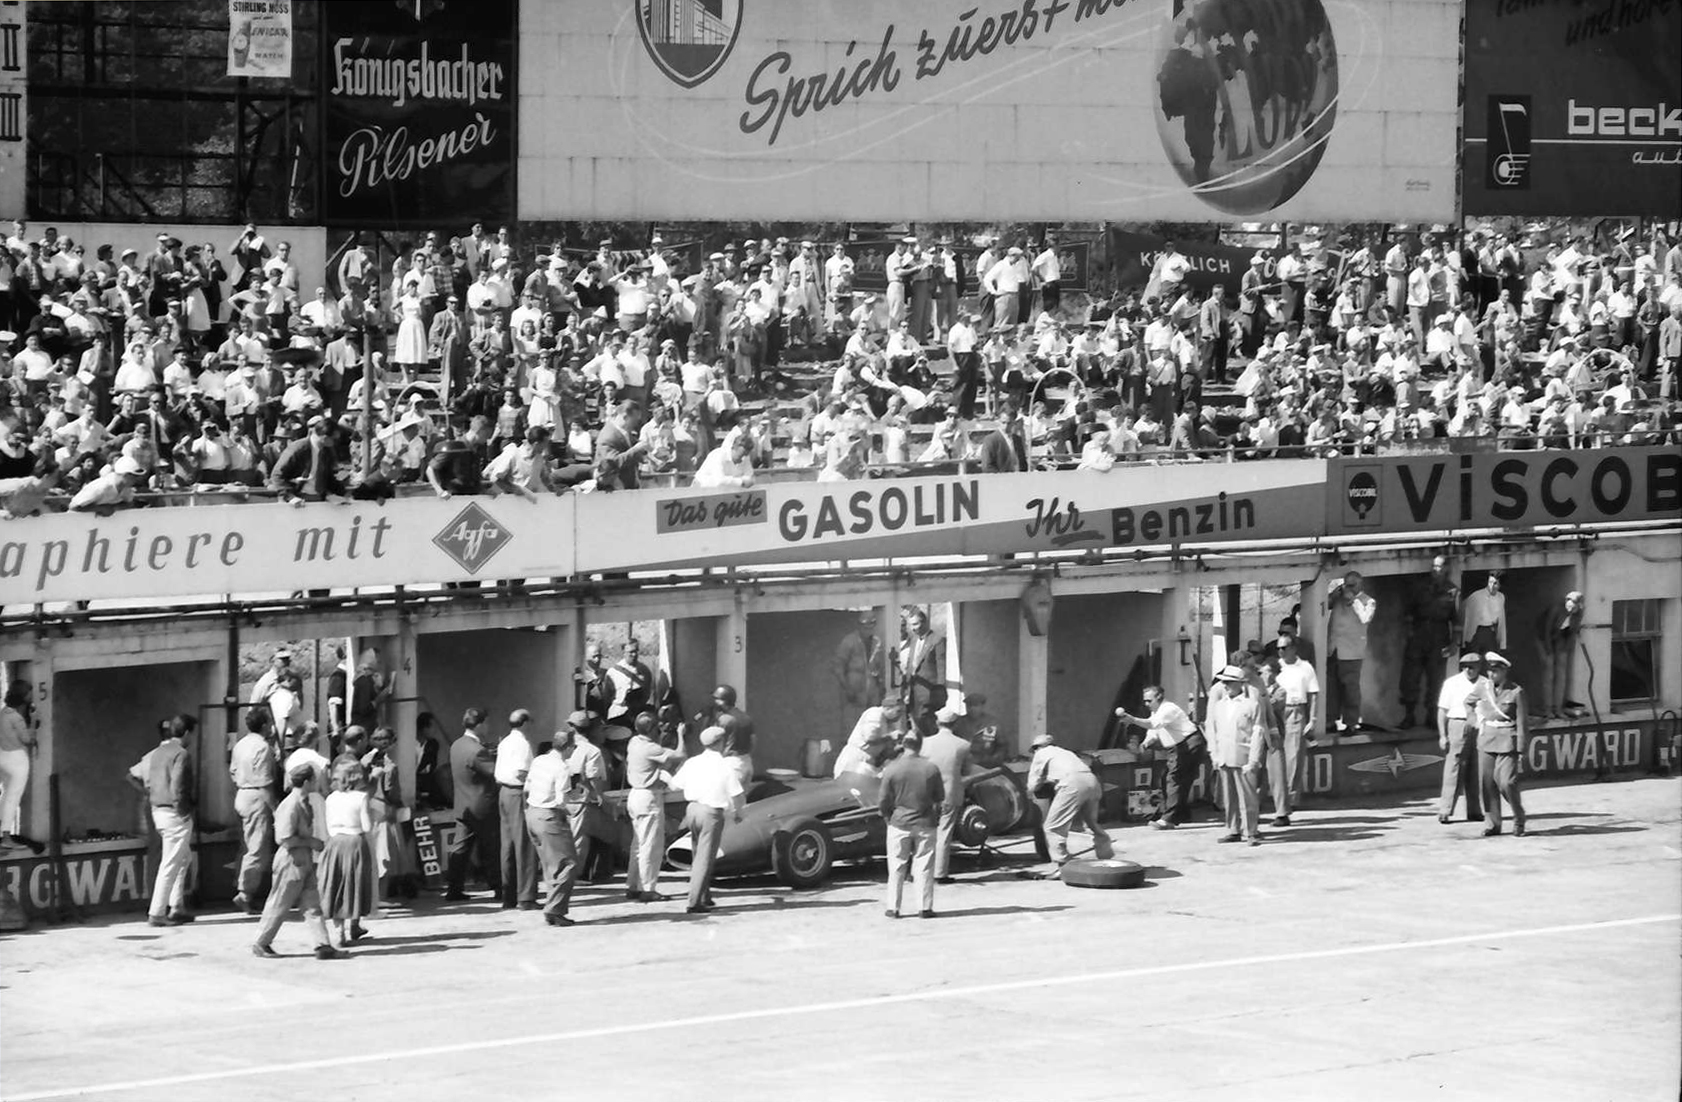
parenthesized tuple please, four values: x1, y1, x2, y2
(1153, 0, 1339, 215)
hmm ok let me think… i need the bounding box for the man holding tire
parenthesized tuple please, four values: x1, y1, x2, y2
(877, 730, 944, 919)
(1027, 733, 1114, 872)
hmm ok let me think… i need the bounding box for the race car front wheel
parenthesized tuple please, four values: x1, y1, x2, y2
(773, 819, 833, 890)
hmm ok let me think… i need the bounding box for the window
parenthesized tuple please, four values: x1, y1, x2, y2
(1610, 599, 1661, 705)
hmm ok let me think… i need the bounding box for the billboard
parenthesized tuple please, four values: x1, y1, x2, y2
(574, 464, 1328, 575)
(1464, 0, 1682, 216)
(321, 0, 517, 227)
(227, 0, 292, 79)
(519, 0, 1459, 223)
(1328, 447, 1682, 536)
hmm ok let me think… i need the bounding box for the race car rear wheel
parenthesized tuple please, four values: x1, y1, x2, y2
(773, 819, 833, 890)
(1060, 858, 1146, 889)
(954, 803, 991, 849)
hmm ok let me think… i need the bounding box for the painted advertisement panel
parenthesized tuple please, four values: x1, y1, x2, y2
(0, 496, 575, 608)
(1463, 0, 1682, 216)
(0, 0, 26, 217)
(519, 0, 1458, 222)
(1328, 447, 1682, 536)
(321, 0, 517, 227)
(576, 463, 1328, 575)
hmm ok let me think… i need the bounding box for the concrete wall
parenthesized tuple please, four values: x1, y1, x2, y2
(958, 600, 1022, 756)
(745, 609, 862, 771)
(52, 661, 216, 836)
(670, 616, 720, 736)
(415, 628, 566, 747)
(1048, 592, 1161, 752)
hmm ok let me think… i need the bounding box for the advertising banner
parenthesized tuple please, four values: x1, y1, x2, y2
(1463, 0, 1682, 216)
(1110, 230, 1277, 298)
(227, 0, 292, 79)
(1328, 446, 1682, 536)
(0, 0, 26, 217)
(849, 240, 1090, 294)
(0, 496, 575, 608)
(519, 0, 1459, 223)
(573, 464, 1329, 575)
(321, 0, 516, 227)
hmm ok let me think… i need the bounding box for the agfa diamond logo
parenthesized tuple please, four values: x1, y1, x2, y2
(636, 0, 743, 89)
(434, 502, 511, 574)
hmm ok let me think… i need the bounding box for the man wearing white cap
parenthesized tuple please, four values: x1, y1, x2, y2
(1535, 591, 1584, 721)
(1466, 652, 1527, 836)
(1206, 666, 1267, 845)
(670, 725, 744, 914)
(66, 453, 146, 513)
(921, 706, 975, 883)
(1436, 652, 1485, 823)
(1027, 733, 1113, 869)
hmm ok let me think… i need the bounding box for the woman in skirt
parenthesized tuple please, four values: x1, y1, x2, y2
(318, 758, 376, 945)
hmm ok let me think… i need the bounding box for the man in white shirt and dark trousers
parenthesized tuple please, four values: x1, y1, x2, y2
(1032, 236, 1061, 317)
(946, 312, 980, 419)
(671, 726, 745, 914)
(495, 709, 539, 910)
(1270, 637, 1320, 824)
(1326, 571, 1377, 733)
(524, 733, 581, 926)
(1116, 686, 1201, 829)
(1435, 652, 1484, 824)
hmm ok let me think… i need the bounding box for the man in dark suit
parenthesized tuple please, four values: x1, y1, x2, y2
(445, 707, 501, 901)
(267, 414, 344, 504)
(899, 606, 947, 736)
(593, 400, 648, 490)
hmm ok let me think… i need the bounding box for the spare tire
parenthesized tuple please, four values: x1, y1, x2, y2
(1060, 858, 1147, 889)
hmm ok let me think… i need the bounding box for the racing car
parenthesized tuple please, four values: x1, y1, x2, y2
(664, 763, 1040, 889)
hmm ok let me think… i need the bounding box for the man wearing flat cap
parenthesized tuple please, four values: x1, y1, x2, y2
(557, 712, 608, 880)
(1465, 652, 1527, 837)
(922, 705, 976, 883)
(1435, 652, 1484, 824)
(670, 725, 745, 914)
(494, 709, 539, 909)
(268, 413, 343, 505)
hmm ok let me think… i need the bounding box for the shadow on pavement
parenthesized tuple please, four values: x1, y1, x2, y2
(350, 929, 515, 947)
(1141, 866, 1183, 879)
(1532, 823, 1646, 837)
(923, 904, 1075, 919)
(1269, 826, 1389, 843)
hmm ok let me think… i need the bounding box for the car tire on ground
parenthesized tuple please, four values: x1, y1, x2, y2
(1060, 858, 1147, 889)
(773, 818, 834, 889)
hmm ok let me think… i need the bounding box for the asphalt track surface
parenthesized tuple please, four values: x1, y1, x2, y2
(3, 776, 1679, 1102)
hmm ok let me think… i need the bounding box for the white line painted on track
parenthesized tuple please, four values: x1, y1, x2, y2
(7, 913, 1677, 1102)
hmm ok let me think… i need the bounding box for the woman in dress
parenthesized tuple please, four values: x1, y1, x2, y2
(360, 726, 417, 902)
(525, 350, 562, 437)
(180, 246, 212, 352)
(318, 758, 376, 945)
(392, 286, 429, 385)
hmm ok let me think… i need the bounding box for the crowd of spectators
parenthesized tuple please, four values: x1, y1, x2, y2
(1, 216, 1679, 517)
